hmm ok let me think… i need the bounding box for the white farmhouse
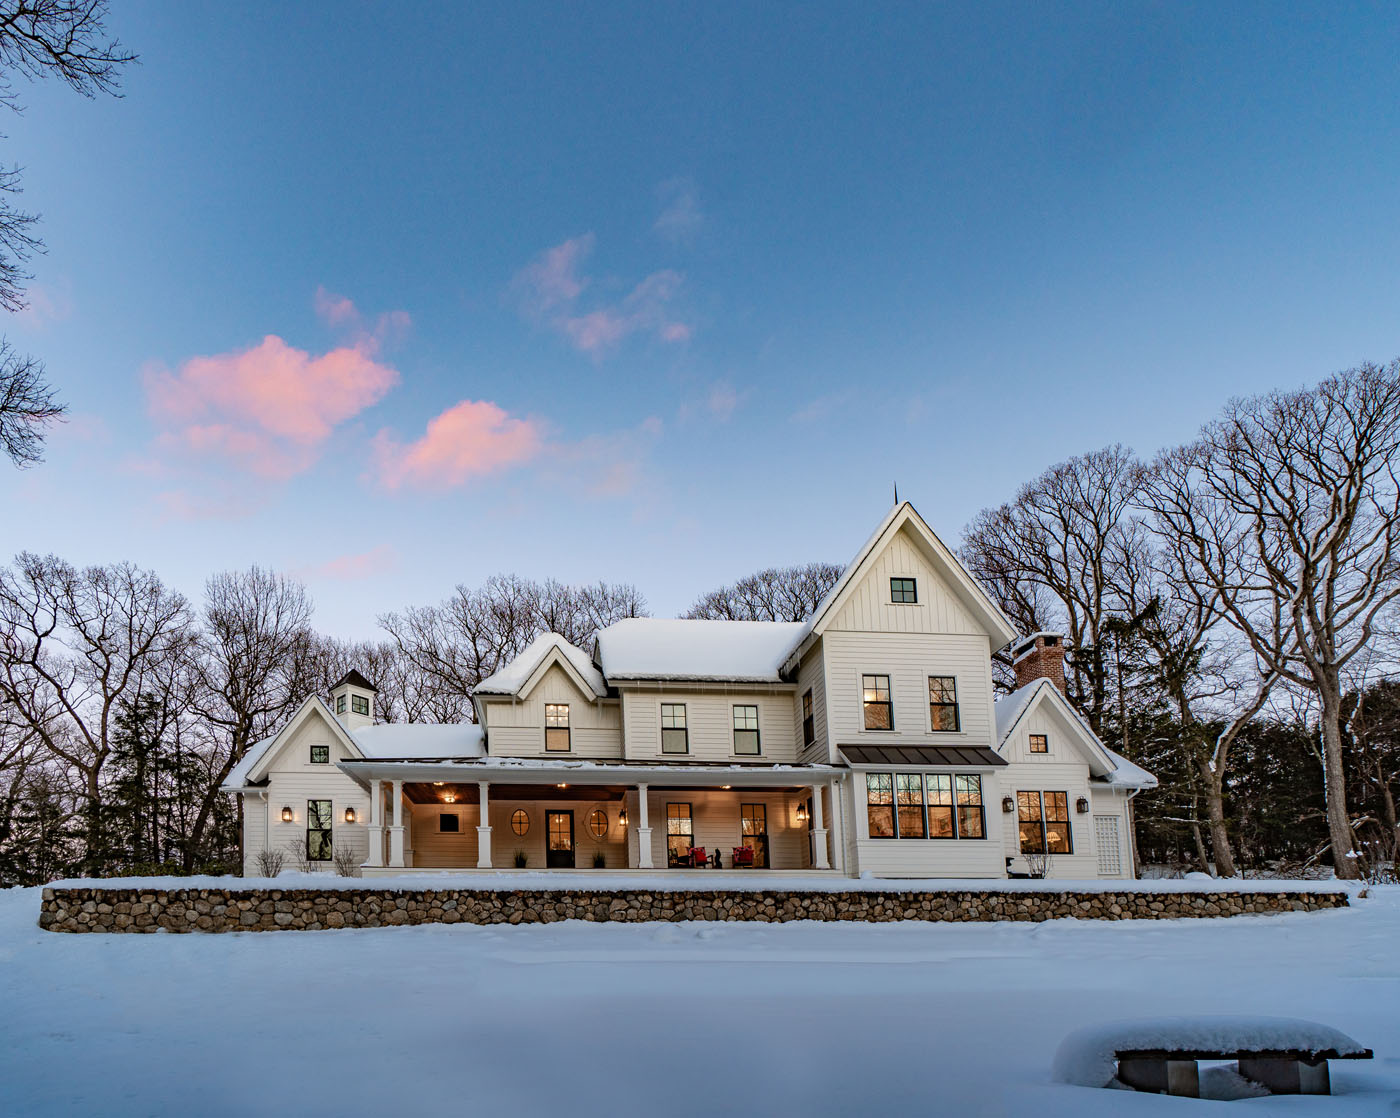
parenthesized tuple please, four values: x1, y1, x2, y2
(224, 503, 1155, 879)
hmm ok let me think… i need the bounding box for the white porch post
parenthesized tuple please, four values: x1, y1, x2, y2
(635, 784, 653, 869)
(476, 781, 493, 869)
(366, 778, 384, 867)
(828, 778, 847, 874)
(388, 779, 406, 867)
(810, 781, 830, 869)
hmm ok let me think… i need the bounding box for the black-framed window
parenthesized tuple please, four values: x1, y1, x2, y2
(1018, 791, 1044, 852)
(955, 775, 985, 838)
(1029, 733, 1048, 754)
(862, 674, 893, 730)
(439, 813, 460, 833)
(661, 703, 688, 753)
(802, 689, 815, 748)
(732, 704, 760, 755)
(926, 773, 955, 838)
(587, 808, 608, 839)
(310, 743, 329, 764)
(1018, 790, 1072, 854)
(666, 802, 693, 865)
(351, 694, 370, 716)
(740, 803, 768, 868)
(307, 799, 333, 861)
(928, 676, 959, 732)
(895, 773, 925, 838)
(545, 703, 571, 752)
(1044, 791, 1072, 853)
(865, 773, 894, 838)
(336, 694, 347, 715)
(890, 577, 918, 604)
(511, 809, 529, 836)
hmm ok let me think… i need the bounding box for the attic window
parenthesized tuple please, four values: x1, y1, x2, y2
(310, 744, 329, 764)
(336, 694, 347, 715)
(890, 577, 917, 604)
(1029, 734, 1048, 754)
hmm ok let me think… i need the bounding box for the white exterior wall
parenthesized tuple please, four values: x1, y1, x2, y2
(480, 664, 622, 759)
(624, 788, 812, 870)
(795, 646, 829, 763)
(846, 768, 1008, 877)
(410, 797, 630, 869)
(619, 687, 800, 762)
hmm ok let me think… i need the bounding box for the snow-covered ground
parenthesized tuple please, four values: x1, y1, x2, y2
(1, 885, 1395, 1116)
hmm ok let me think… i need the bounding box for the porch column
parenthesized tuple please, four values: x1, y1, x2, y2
(828, 778, 847, 874)
(810, 781, 830, 869)
(388, 779, 406, 867)
(635, 784, 653, 868)
(476, 781, 493, 869)
(366, 778, 384, 867)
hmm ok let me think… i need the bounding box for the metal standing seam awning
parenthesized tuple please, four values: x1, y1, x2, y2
(336, 758, 846, 790)
(839, 744, 1008, 768)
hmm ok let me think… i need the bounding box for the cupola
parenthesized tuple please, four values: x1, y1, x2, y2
(329, 669, 377, 730)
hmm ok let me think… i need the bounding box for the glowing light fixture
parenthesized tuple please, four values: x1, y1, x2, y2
(444, 791, 456, 803)
(556, 783, 567, 789)
(796, 801, 809, 823)
(344, 807, 357, 823)
(618, 805, 628, 827)
(432, 781, 445, 786)
(281, 805, 293, 823)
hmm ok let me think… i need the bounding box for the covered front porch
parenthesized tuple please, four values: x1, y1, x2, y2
(339, 759, 847, 875)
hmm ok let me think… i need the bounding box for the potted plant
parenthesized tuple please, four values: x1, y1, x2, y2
(593, 851, 606, 869)
(513, 850, 528, 868)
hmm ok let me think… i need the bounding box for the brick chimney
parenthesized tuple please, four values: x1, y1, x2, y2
(1012, 632, 1065, 693)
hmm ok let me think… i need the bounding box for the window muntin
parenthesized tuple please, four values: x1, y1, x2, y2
(1017, 791, 1044, 853)
(890, 577, 917, 603)
(802, 690, 815, 748)
(865, 773, 894, 838)
(666, 802, 694, 865)
(895, 773, 925, 838)
(336, 694, 347, 715)
(511, 809, 529, 836)
(862, 674, 893, 730)
(310, 744, 329, 764)
(351, 694, 370, 716)
(1044, 791, 1072, 853)
(545, 703, 571, 752)
(732, 704, 760, 755)
(1018, 790, 1071, 854)
(926, 773, 955, 838)
(955, 775, 985, 838)
(740, 803, 768, 868)
(307, 799, 333, 861)
(661, 703, 688, 754)
(439, 813, 460, 833)
(928, 676, 959, 732)
(1029, 733, 1048, 754)
(587, 808, 608, 839)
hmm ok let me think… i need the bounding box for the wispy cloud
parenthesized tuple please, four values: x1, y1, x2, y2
(315, 286, 411, 349)
(293, 544, 397, 581)
(654, 178, 702, 243)
(373, 399, 544, 489)
(14, 282, 74, 329)
(513, 235, 691, 357)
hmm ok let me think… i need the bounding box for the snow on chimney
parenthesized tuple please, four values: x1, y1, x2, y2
(1012, 632, 1065, 693)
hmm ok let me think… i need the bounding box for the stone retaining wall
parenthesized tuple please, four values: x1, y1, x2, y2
(38, 885, 1347, 933)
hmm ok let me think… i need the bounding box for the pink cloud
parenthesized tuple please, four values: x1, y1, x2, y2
(294, 544, 397, 581)
(374, 399, 543, 489)
(314, 286, 411, 351)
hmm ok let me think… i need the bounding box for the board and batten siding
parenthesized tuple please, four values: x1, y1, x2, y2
(827, 527, 985, 637)
(619, 687, 799, 762)
(481, 664, 622, 759)
(794, 644, 830, 763)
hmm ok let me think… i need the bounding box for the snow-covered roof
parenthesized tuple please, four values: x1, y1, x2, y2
(350, 722, 484, 759)
(224, 732, 276, 790)
(594, 617, 807, 682)
(474, 632, 607, 698)
(1099, 746, 1158, 789)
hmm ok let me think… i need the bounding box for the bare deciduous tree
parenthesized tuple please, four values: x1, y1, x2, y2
(684, 562, 843, 622)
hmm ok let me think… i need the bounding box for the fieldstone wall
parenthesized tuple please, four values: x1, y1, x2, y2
(38, 885, 1346, 933)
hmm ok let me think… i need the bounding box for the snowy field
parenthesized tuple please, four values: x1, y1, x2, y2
(1, 885, 1396, 1116)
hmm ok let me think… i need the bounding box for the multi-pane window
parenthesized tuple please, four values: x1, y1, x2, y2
(1044, 792, 1072, 853)
(1029, 733, 1048, 754)
(336, 694, 347, 715)
(351, 694, 370, 716)
(890, 577, 918, 603)
(895, 774, 925, 838)
(545, 703, 571, 752)
(955, 775, 985, 838)
(926, 774, 955, 837)
(928, 676, 959, 732)
(439, 813, 460, 833)
(865, 773, 895, 838)
(307, 799, 333, 861)
(741, 804, 768, 869)
(802, 690, 815, 748)
(666, 803, 693, 865)
(732, 704, 760, 755)
(310, 744, 329, 764)
(1018, 791, 1073, 854)
(661, 703, 688, 753)
(588, 808, 608, 839)
(511, 809, 529, 836)
(862, 674, 893, 730)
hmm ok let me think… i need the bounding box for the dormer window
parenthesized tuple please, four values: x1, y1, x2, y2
(351, 694, 369, 716)
(890, 577, 917, 604)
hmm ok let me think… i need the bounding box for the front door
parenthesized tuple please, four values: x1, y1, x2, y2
(546, 810, 575, 868)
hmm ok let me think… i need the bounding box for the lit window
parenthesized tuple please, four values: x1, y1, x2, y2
(733, 704, 760, 755)
(926, 774, 955, 838)
(666, 803, 693, 865)
(545, 703, 570, 752)
(588, 808, 608, 839)
(865, 773, 894, 838)
(929, 677, 959, 732)
(439, 814, 460, 833)
(511, 809, 529, 836)
(802, 690, 815, 748)
(336, 694, 347, 715)
(1029, 733, 1048, 754)
(310, 744, 329, 764)
(956, 775, 985, 838)
(351, 694, 369, 716)
(1018, 791, 1072, 854)
(661, 703, 688, 754)
(896, 773, 925, 838)
(890, 577, 917, 604)
(307, 799, 333, 861)
(862, 674, 893, 730)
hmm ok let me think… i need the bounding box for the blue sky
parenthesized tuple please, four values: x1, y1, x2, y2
(3, 3, 1398, 636)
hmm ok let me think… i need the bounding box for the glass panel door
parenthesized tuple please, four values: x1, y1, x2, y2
(546, 810, 574, 868)
(741, 804, 768, 868)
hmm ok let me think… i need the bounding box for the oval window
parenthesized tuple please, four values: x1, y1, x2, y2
(588, 808, 608, 839)
(511, 809, 529, 836)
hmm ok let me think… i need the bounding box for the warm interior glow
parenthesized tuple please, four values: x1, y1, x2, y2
(344, 807, 356, 823)
(556, 783, 567, 789)
(721, 785, 731, 790)
(443, 792, 456, 803)
(280, 806, 293, 822)
(432, 781, 445, 786)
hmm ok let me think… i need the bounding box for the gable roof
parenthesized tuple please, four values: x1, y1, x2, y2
(783, 502, 1018, 672)
(594, 618, 807, 682)
(222, 695, 364, 790)
(474, 632, 608, 698)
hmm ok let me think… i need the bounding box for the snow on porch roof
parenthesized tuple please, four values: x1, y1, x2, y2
(593, 617, 808, 682)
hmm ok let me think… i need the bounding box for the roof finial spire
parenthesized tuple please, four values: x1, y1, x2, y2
(893, 480, 899, 507)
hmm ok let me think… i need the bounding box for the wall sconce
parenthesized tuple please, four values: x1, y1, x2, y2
(618, 805, 628, 827)
(281, 805, 293, 823)
(443, 791, 456, 803)
(1076, 796, 1090, 815)
(344, 807, 357, 823)
(796, 801, 809, 823)
(1002, 796, 1015, 814)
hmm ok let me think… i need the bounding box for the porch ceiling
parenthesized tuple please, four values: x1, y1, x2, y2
(405, 783, 625, 805)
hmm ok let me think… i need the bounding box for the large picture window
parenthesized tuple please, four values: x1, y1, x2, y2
(666, 803, 694, 865)
(895, 773, 925, 838)
(307, 799, 333, 861)
(1018, 790, 1072, 854)
(955, 775, 985, 838)
(862, 674, 893, 730)
(865, 773, 894, 838)
(802, 690, 815, 748)
(661, 703, 688, 753)
(732, 704, 760, 755)
(545, 703, 571, 752)
(928, 676, 959, 732)
(926, 774, 955, 838)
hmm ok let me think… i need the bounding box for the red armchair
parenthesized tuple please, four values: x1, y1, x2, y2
(732, 845, 755, 868)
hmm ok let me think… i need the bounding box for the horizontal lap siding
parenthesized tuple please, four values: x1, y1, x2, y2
(637, 790, 810, 870)
(849, 769, 1008, 877)
(796, 646, 830, 763)
(412, 798, 630, 869)
(410, 804, 479, 868)
(620, 689, 799, 762)
(482, 666, 622, 759)
(241, 797, 267, 876)
(256, 716, 371, 873)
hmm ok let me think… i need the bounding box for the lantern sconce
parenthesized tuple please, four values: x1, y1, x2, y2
(1002, 796, 1015, 814)
(344, 807, 357, 824)
(1076, 796, 1090, 815)
(796, 801, 809, 824)
(281, 805, 293, 823)
(618, 805, 628, 827)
